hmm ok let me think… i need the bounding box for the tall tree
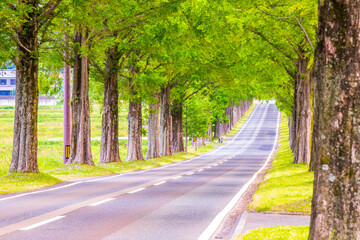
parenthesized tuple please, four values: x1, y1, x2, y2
(67, 29, 94, 165)
(2, 0, 62, 172)
(309, 0, 360, 238)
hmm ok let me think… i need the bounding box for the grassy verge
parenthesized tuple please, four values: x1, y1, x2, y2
(0, 144, 215, 195)
(248, 112, 313, 214)
(238, 226, 309, 240)
(0, 104, 255, 196)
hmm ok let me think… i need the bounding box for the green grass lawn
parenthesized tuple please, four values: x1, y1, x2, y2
(238, 226, 309, 240)
(247, 112, 313, 214)
(0, 103, 254, 195)
(0, 105, 129, 175)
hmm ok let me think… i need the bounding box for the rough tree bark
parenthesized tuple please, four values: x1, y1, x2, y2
(126, 98, 144, 161)
(309, 1, 360, 238)
(159, 84, 171, 156)
(67, 30, 94, 165)
(9, 4, 39, 172)
(146, 99, 160, 160)
(293, 57, 312, 164)
(171, 99, 184, 153)
(99, 47, 121, 163)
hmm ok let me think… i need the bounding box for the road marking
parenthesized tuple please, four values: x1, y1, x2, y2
(88, 198, 115, 206)
(186, 172, 194, 175)
(198, 169, 204, 172)
(206, 166, 211, 169)
(153, 181, 166, 186)
(198, 105, 279, 240)
(213, 164, 218, 166)
(86, 174, 123, 183)
(20, 216, 65, 231)
(0, 182, 83, 202)
(128, 188, 145, 194)
(172, 176, 182, 180)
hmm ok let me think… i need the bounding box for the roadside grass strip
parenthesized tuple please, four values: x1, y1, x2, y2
(248, 112, 313, 214)
(238, 226, 309, 240)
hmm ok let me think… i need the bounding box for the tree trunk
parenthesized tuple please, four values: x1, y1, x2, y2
(146, 100, 160, 160)
(159, 84, 171, 156)
(171, 99, 184, 153)
(293, 57, 312, 164)
(225, 105, 231, 133)
(309, 2, 360, 239)
(207, 123, 213, 141)
(9, 11, 39, 172)
(126, 99, 144, 161)
(67, 30, 94, 165)
(289, 77, 298, 154)
(100, 47, 121, 163)
(214, 117, 221, 138)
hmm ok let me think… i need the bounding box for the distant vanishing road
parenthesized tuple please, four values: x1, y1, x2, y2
(0, 103, 279, 240)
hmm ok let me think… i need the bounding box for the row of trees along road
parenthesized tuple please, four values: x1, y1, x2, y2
(2, 0, 359, 237)
(0, 0, 252, 172)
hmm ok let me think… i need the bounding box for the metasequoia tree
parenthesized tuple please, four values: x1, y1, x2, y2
(66, 27, 94, 165)
(309, 0, 360, 238)
(1, 0, 62, 172)
(233, 0, 317, 164)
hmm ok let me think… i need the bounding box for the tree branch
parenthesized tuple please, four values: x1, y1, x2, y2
(292, 13, 314, 50)
(248, 28, 297, 65)
(39, 0, 63, 29)
(90, 59, 105, 78)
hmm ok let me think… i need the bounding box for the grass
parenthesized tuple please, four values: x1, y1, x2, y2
(0, 103, 254, 195)
(237, 226, 309, 240)
(248, 112, 314, 214)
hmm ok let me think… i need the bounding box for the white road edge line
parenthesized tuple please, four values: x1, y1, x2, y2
(0, 182, 83, 202)
(153, 181, 166, 186)
(20, 216, 65, 231)
(88, 198, 115, 206)
(128, 188, 146, 194)
(197, 107, 280, 240)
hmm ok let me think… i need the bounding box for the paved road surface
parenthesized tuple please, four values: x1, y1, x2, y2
(0, 103, 279, 240)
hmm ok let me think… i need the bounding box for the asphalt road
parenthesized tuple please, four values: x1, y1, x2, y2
(0, 103, 279, 240)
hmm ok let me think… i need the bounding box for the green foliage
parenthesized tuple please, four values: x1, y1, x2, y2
(184, 94, 213, 138)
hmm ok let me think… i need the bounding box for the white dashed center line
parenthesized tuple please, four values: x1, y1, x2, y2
(153, 181, 166, 186)
(128, 188, 146, 194)
(198, 169, 204, 172)
(172, 176, 182, 180)
(20, 216, 65, 231)
(89, 198, 115, 206)
(186, 172, 194, 175)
